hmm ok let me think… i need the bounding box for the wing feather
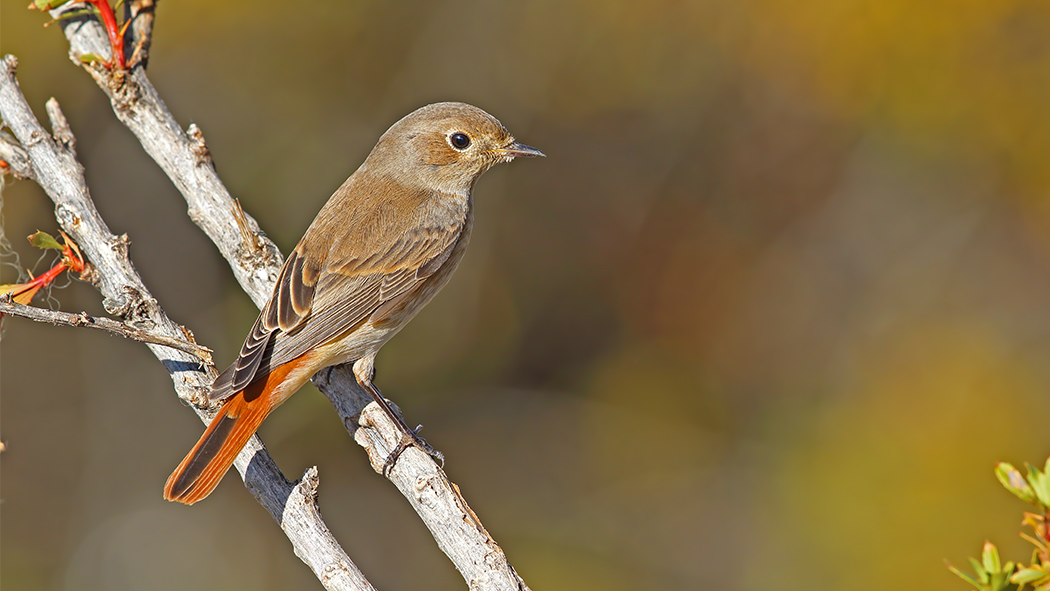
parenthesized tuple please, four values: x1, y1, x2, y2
(210, 195, 466, 401)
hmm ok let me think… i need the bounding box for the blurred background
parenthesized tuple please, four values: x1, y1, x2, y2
(3, 1, 1050, 589)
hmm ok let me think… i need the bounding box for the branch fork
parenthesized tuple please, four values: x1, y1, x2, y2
(1, 5, 533, 590)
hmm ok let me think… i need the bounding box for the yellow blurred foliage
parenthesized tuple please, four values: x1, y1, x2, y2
(764, 321, 1047, 590)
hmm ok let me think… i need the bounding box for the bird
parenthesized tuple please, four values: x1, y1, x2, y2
(164, 102, 543, 505)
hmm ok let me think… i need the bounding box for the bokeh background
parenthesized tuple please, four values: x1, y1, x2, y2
(3, 1, 1050, 589)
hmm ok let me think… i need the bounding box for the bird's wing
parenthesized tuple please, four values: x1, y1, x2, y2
(210, 203, 465, 401)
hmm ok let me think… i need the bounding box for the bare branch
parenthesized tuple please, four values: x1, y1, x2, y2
(0, 54, 374, 591)
(44, 97, 76, 156)
(0, 129, 34, 179)
(316, 367, 534, 591)
(44, 5, 534, 589)
(0, 294, 213, 363)
(53, 3, 281, 309)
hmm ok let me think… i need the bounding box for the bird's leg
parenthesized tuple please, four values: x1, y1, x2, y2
(360, 379, 445, 474)
(352, 356, 444, 475)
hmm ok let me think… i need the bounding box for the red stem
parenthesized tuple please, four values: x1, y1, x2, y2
(26, 263, 69, 292)
(85, 0, 125, 68)
(61, 245, 85, 274)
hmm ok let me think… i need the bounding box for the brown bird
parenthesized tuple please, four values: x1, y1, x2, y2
(164, 102, 543, 505)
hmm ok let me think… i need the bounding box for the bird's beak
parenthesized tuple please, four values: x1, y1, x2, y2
(494, 141, 545, 159)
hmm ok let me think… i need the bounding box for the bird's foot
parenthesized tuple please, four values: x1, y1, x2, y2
(381, 424, 445, 476)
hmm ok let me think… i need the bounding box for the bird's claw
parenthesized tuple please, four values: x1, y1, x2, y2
(381, 425, 444, 476)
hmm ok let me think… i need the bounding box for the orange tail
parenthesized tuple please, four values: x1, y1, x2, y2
(164, 357, 306, 505)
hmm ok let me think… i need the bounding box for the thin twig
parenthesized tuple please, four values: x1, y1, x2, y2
(44, 98, 76, 156)
(123, 0, 155, 69)
(0, 294, 213, 364)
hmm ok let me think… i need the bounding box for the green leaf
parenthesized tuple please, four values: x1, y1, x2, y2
(1024, 462, 1050, 508)
(953, 566, 991, 587)
(77, 53, 103, 64)
(33, 0, 73, 9)
(28, 231, 62, 250)
(44, 7, 99, 27)
(990, 563, 1015, 591)
(984, 542, 1003, 577)
(950, 563, 988, 590)
(997, 463, 1038, 504)
(970, 556, 991, 585)
(1012, 567, 1049, 585)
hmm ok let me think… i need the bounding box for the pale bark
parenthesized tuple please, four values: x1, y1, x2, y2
(1, 3, 532, 590)
(0, 295, 213, 362)
(0, 55, 373, 591)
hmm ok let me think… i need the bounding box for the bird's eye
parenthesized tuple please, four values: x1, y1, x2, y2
(449, 132, 471, 150)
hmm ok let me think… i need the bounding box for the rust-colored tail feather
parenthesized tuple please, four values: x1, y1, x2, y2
(163, 390, 270, 504)
(164, 357, 306, 505)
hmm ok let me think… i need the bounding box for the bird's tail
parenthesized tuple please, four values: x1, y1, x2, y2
(163, 388, 270, 504)
(164, 357, 306, 505)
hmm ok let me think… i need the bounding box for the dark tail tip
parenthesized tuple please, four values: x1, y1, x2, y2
(164, 413, 239, 504)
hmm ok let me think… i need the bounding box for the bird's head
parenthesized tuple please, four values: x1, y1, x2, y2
(368, 102, 544, 196)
